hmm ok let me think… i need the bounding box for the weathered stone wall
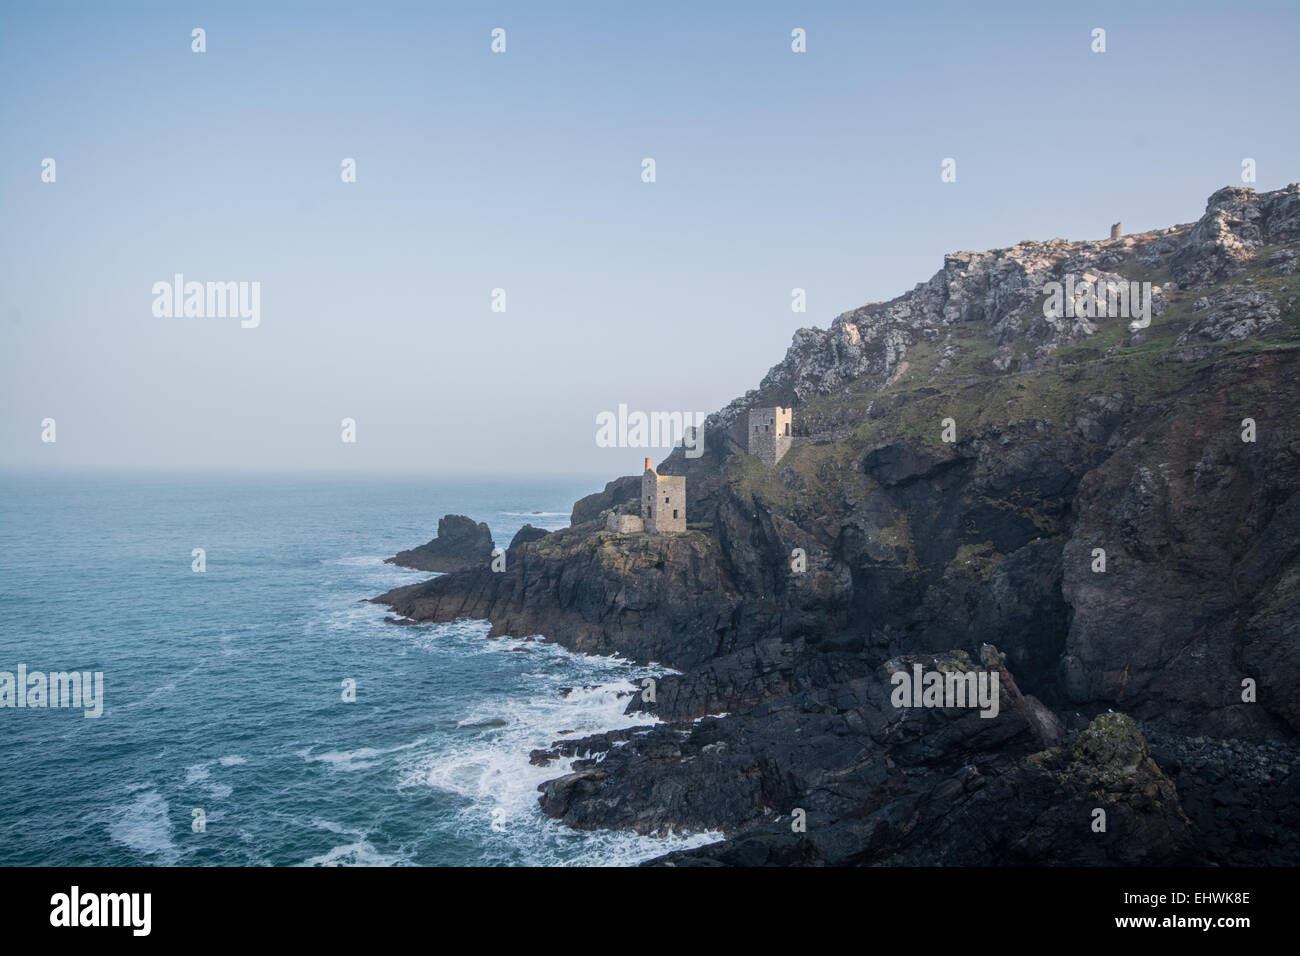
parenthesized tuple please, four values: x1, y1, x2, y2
(653, 476, 686, 533)
(605, 512, 644, 533)
(641, 469, 656, 523)
(747, 406, 792, 466)
(642, 470, 686, 533)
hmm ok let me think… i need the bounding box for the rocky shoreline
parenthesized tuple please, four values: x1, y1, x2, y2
(376, 185, 1300, 865)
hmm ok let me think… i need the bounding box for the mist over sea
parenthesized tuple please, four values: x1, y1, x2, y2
(0, 471, 719, 865)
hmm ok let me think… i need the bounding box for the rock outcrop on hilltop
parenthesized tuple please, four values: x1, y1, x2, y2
(508, 524, 550, 550)
(377, 185, 1300, 865)
(384, 514, 493, 573)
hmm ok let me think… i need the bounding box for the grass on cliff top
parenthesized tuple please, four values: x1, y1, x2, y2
(727, 429, 859, 511)
(848, 357, 1188, 449)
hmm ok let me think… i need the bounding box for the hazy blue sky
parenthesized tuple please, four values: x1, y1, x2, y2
(2, 0, 1296, 476)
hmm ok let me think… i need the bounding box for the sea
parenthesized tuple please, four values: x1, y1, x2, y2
(0, 471, 720, 866)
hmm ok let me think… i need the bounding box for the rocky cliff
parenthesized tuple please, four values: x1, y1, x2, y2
(377, 185, 1300, 865)
(384, 514, 494, 573)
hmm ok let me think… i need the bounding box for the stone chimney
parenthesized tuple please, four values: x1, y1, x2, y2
(644, 457, 653, 473)
(1110, 222, 1122, 239)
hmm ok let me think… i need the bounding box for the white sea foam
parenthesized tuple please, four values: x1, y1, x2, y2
(184, 759, 236, 799)
(108, 790, 180, 861)
(393, 633, 721, 864)
(331, 555, 387, 568)
(298, 820, 409, 867)
(301, 842, 404, 867)
(306, 550, 719, 864)
(390, 616, 492, 654)
(304, 738, 427, 772)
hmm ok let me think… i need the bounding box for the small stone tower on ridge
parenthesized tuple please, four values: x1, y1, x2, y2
(748, 407, 792, 467)
(641, 457, 685, 534)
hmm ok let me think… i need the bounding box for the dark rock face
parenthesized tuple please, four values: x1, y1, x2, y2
(570, 476, 640, 526)
(508, 524, 550, 550)
(376, 186, 1300, 865)
(861, 441, 960, 487)
(378, 526, 738, 665)
(384, 514, 493, 573)
(649, 712, 1198, 867)
(1059, 356, 1300, 738)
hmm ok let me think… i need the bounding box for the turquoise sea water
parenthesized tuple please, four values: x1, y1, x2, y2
(0, 472, 719, 866)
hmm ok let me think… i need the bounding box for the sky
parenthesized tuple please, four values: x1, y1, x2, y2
(1, 0, 1297, 476)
